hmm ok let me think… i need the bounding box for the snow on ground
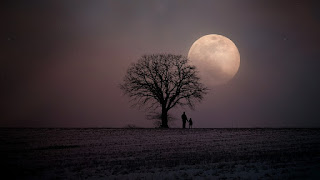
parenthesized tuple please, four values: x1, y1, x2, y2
(1, 128, 319, 179)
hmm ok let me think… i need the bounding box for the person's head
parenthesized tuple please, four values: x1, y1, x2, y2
(183, 112, 185, 114)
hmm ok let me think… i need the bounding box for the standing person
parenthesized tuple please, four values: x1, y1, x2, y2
(188, 118, 193, 129)
(181, 112, 187, 128)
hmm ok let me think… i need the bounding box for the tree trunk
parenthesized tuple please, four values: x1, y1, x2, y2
(161, 107, 169, 128)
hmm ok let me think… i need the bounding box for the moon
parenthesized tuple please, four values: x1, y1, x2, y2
(188, 34, 240, 86)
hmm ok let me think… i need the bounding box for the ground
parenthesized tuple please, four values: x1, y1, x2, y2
(1, 128, 320, 179)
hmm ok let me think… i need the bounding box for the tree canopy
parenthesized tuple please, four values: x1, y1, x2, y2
(120, 54, 208, 128)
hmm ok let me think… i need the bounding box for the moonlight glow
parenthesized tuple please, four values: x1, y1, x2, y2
(188, 34, 240, 86)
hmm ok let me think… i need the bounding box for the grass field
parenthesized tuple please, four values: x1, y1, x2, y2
(1, 128, 319, 179)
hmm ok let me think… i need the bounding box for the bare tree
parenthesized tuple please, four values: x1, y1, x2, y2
(120, 54, 208, 128)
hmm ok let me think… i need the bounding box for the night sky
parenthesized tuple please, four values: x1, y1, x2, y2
(2, 0, 320, 128)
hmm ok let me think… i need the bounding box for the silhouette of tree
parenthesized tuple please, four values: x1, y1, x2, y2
(120, 54, 208, 128)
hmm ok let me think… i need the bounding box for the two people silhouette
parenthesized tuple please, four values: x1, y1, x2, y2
(181, 112, 193, 129)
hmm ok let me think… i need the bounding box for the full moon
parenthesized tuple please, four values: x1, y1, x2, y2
(188, 34, 240, 86)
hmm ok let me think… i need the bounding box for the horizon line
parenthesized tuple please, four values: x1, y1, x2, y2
(1, 127, 319, 129)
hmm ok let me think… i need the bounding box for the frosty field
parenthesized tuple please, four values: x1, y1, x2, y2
(2, 128, 319, 179)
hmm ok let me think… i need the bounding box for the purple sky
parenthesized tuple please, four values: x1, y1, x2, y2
(2, 0, 320, 128)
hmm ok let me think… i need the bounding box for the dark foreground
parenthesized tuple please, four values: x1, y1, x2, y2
(1, 128, 320, 179)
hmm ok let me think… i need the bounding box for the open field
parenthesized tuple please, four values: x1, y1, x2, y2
(1, 128, 319, 179)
